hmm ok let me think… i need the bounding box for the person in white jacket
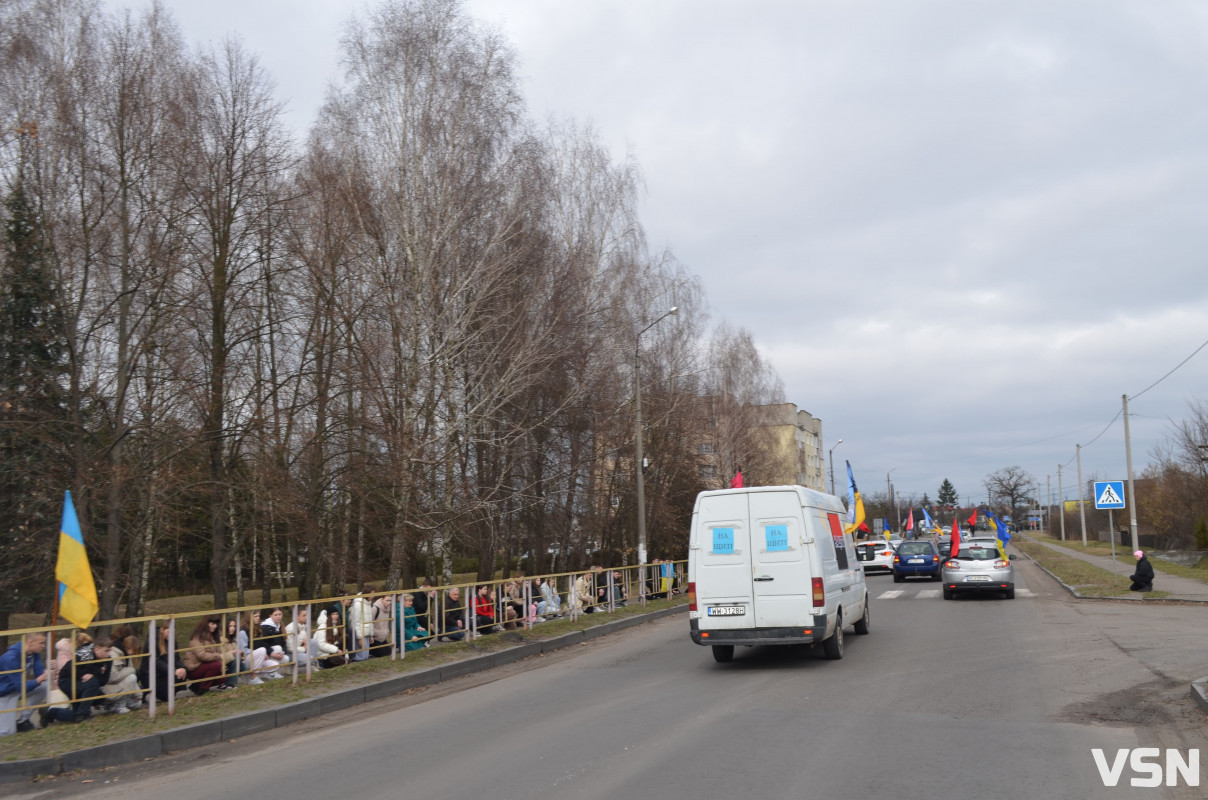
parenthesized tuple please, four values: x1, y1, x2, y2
(284, 607, 316, 668)
(349, 586, 375, 662)
(311, 610, 347, 668)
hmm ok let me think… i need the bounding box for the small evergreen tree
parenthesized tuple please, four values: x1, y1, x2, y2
(1196, 517, 1208, 550)
(938, 478, 958, 508)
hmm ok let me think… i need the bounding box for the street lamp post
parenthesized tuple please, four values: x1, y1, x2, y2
(636, 306, 678, 566)
(828, 438, 844, 495)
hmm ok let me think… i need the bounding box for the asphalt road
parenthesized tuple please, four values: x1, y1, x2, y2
(14, 559, 1208, 800)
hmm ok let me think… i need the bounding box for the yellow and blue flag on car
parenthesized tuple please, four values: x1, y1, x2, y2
(843, 461, 866, 535)
(55, 490, 98, 629)
(922, 506, 942, 536)
(981, 508, 1010, 561)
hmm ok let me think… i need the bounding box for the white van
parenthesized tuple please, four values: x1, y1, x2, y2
(687, 485, 870, 663)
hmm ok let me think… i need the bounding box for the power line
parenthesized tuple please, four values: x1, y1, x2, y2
(1131, 332, 1208, 401)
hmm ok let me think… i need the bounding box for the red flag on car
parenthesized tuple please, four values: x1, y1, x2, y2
(950, 513, 962, 559)
(905, 508, 914, 533)
(730, 469, 743, 489)
(966, 509, 978, 528)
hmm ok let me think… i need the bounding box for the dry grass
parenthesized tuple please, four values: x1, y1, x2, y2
(0, 596, 687, 763)
(1028, 532, 1208, 585)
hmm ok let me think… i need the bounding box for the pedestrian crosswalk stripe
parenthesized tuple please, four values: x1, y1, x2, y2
(874, 587, 1035, 599)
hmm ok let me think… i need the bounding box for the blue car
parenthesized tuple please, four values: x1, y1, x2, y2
(893, 540, 942, 582)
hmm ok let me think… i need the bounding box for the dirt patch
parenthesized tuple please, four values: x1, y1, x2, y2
(1058, 676, 1190, 727)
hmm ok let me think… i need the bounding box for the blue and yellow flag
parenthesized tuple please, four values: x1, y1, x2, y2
(882, 517, 892, 541)
(923, 507, 941, 536)
(981, 508, 1010, 562)
(56, 491, 98, 629)
(843, 461, 866, 535)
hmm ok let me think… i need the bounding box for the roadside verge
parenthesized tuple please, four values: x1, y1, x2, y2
(0, 604, 688, 784)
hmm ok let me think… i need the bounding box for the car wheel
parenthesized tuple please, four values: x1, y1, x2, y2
(943, 588, 953, 600)
(1005, 589, 1015, 599)
(893, 572, 904, 583)
(823, 614, 845, 660)
(853, 601, 870, 635)
(711, 645, 734, 663)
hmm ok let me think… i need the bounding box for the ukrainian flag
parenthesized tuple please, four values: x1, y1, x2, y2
(843, 461, 866, 535)
(56, 491, 98, 628)
(981, 508, 1010, 562)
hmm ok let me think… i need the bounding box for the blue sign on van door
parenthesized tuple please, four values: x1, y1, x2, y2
(712, 527, 735, 554)
(765, 524, 788, 552)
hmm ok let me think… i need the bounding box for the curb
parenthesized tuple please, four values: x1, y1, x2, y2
(0, 604, 687, 784)
(1192, 679, 1208, 714)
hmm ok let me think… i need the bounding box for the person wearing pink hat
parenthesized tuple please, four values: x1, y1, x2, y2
(1128, 550, 1154, 592)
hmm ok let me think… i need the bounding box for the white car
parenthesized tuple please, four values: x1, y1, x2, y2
(855, 541, 895, 573)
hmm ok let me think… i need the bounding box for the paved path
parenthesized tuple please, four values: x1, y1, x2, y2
(1021, 533, 1208, 601)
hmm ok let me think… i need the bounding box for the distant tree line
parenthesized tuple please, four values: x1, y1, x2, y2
(0, 0, 785, 626)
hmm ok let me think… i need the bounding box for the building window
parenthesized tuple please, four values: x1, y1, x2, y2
(699, 465, 718, 479)
(696, 442, 715, 455)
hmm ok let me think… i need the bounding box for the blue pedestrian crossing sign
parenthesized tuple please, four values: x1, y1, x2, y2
(1093, 481, 1125, 509)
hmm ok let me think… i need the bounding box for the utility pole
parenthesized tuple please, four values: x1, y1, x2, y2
(886, 469, 896, 534)
(1122, 394, 1139, 551)
(1057, 464, 1066, 541)
(1076, 444, 1088, 546)
(1046, 474, 1051, 533)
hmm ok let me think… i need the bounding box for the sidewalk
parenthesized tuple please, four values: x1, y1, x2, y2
(1021, 534, 1208, 601)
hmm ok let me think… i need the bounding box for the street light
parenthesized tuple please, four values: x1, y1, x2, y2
(636, 306, 678, 566)
(828, 438, 844, 495)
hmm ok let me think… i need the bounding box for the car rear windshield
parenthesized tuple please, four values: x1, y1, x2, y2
(956, 547, 998, 560)
(898, 542, 935, 555)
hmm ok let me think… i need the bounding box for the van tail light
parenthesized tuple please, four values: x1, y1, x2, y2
(811, 577, 824, 607)
(688, 582, 697, 611)
(944, 560, 959, 569)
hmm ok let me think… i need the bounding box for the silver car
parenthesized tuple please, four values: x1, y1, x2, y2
(941, 544, 1016, 599)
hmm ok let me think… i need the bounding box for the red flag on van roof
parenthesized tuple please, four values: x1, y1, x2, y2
(730, 469, 743, 488)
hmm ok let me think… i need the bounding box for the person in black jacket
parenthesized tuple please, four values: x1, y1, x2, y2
(138, 622, 189, 703)
(59, 635, 113, 720)
(1129, 550, 1155, 592)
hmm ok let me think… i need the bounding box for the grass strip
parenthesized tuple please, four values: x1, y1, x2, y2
(1015, 542, 1169, 599)
(1028, 533, 1208, 585)
(1, 597, 687, 763)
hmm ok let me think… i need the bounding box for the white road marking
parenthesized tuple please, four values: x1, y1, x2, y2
(916, 589, 940, 598)
(876, 590, 904, 599)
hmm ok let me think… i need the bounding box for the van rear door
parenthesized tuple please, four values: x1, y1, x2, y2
(694, 491, 753, 630)
(748, 489, 814, 627)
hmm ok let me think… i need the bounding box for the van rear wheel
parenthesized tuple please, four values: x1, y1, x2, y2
(711, 645, 734, 663)
(823, 615, 845, 660)
(853, 602, 870, 635)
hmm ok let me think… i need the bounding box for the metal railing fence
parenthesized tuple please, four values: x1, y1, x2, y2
(0, 561, 684, 729)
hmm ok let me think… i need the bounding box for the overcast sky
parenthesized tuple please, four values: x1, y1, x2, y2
(147, 0, 1208, 510)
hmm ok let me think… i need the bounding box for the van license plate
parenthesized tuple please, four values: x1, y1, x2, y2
(965, 575, 990, 582)
(708, 605, 746, 616)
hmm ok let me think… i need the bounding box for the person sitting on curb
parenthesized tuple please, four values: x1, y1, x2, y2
(98, 630, 144, 713)
(474, 585, 497, 634)
(0, 632, 49, 734)
(259, 608, 290, 666)
(1129, 550, 1155, 592)
(285, 607, 318, 669)
(440, 587, 466, 642)
(58, 634, 114, 721)
(182, 616, 233, 694)
(139, 621, 189, 702)
(399, 594, 429, 651)
(313, 609, 348, 668)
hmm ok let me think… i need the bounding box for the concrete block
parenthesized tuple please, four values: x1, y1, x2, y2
(319, 688, 364, 715)
(60, 734, 162, 772)
(221, 709, 277, 739)
(160, 720, 222, 751)
(0, 757, 60, 784)
(1191, 678, 1208, 713)
(274, 698, 321, 727)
